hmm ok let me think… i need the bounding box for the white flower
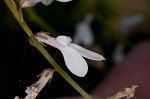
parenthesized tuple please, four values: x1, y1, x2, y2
(73, 12, 94, 46)
(34, 32, 105, 77)
(20, 0, 72, 8)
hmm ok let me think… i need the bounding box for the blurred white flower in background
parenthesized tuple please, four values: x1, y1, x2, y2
(34, 32, 105, 77)
(20, 0, 72, 8)
(117, 14, 144, 35)
(73, 12, 95, 47)
(112, 44, 125, 65)
(112, 14, 144, 65)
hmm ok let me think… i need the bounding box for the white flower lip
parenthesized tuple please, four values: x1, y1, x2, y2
(35, 32, 105, 77)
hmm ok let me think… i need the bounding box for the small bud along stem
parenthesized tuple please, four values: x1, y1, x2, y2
(4, 0, 93, 99)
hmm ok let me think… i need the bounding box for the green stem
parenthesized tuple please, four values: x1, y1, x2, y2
(4, 0, 93, 99)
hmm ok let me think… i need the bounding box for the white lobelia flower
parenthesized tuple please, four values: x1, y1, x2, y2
(20, 0, 72, 8)
(34, 32, 105, 77)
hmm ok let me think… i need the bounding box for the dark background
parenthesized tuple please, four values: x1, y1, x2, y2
(0, 0, 150, 99)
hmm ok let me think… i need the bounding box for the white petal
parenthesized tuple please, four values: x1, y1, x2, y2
(56, 35, 72, 46)
(34, 32, 66, 49)
(56, 0, 72, 2)
(60, 47, 88, 77)
(41, 0, 53, 6)
(70, 43, 105, 61)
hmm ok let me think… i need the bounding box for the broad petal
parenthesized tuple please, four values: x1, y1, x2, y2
(56, 0, 72, 2)
(70, 43, 105, 61)
(41, 0, 53, 6)
(60, 47, 88, 77)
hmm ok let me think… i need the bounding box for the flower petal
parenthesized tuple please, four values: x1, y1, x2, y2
(60, 47, 88, 77)
(56, 0, 72, 2)
(41, 0, 53, 6)
(34, 32, 66, 49)
(56, 35, 72, 46)
(70, 43, 105, 61)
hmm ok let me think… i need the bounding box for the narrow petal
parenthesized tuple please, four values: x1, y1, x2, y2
(70, 43, 105, 61)
(41, 0, 53, 6)
(56, 0, 72, 2)
(60, 47, 88, 77)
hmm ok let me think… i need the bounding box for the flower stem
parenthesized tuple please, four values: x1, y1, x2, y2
(4, 0, 93, 99)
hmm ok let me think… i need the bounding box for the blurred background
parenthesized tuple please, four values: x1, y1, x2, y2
(0, 0, 150, 98)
